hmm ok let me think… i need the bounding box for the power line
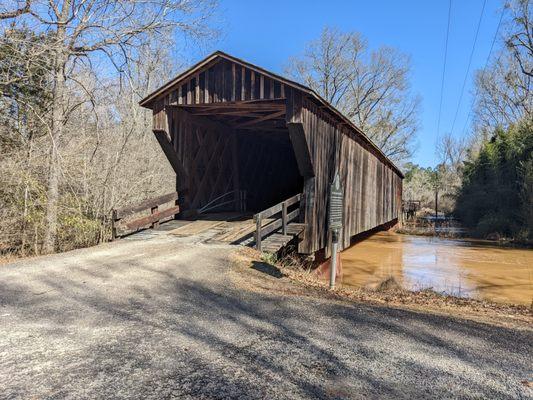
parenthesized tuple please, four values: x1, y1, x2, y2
(437, 0, 452, 138)
(460, 4, 506, 137)
(450, 0, 487, 135)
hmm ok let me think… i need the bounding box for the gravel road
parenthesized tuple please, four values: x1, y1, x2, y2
(0, 232, 531, 399)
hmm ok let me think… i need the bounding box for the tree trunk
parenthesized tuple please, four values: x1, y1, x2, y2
(42, 0, 70, 254)
(43, 138, 61, 253)
(42, 66, 64, 254)
(21, 137, 34, 255)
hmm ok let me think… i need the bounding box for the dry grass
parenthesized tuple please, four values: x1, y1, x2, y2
(231, 248, 532, 331)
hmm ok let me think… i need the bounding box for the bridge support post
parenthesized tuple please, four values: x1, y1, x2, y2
(282, 201, 287, 235)
(255, 214, 262, 252)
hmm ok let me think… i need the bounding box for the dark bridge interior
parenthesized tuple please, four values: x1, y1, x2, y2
(236, 131, 302, 212)
(177, 100, 303, 213)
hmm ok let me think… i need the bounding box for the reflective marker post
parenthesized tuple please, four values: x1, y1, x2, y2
(328, 172, 343, 290)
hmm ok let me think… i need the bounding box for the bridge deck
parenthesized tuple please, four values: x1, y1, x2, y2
(136, 212, 303, 253)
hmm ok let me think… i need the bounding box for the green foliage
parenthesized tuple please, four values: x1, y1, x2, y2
(56, 193, 102, 252)
(454, 120, 533, 239)
(0, 27, 53, 149)
(261, 252, 278, 265)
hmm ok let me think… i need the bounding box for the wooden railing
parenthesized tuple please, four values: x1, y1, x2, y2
(253, 193, 301, 252)
(111, 191, 179, 240)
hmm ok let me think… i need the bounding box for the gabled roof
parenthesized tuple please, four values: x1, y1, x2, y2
(140, 50, 403, 178)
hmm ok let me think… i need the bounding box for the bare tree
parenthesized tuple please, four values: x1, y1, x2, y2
(473, 0, 532, 136)
(1, 0, 218, 253)
(286, 27, 420, 163)
(506, 0, 532, 78)
(0, 1, 31, 20)
(474, 53, 532, 131)
(436, 132, 468, 170)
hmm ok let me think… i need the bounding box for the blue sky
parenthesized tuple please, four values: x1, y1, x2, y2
(198, 0, 504, 167)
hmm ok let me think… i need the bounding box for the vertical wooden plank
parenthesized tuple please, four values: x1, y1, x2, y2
(195, 74, 200, 104)
(255, 214, 262, 252)
(231, 63, 236, 101)
(264, 78, 270, 101)
(199, 71, 205, 104)
(235, 65, 242, 101)
(205, 68, 210, 103)
(224, 60, 232, 101)
(241, 66, 245, 101)
(282, 201, 287, 235)
(250, 71, 255, 100)
(260, 75, 264, 99)
(178, 84, 184, 104)
(186, 80, 192, 104)
(244, 68, 251, 100)
(213, 62, 220, 102)
(274, 81, 281, 98)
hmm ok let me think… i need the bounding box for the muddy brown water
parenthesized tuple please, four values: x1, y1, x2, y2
(340, 231, 533, 306)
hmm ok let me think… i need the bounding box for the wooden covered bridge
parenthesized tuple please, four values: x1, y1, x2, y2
(117, 51, 403, 255)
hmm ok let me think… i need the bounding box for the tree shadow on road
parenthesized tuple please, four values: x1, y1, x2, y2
(0, 250, 531, 399)
(250, 260, 284, 278)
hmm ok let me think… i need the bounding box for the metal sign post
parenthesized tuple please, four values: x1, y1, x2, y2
(328, 172, 343, 289)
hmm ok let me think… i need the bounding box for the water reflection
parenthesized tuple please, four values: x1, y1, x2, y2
(340, 231, 533, 306)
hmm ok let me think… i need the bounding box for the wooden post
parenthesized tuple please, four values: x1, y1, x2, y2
(282, 201, 287, 235)
(255, 214, 262, 252)
(111, 209, 117, 241)
(151, 205, 159, 229)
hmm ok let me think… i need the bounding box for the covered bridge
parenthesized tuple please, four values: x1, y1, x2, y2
(139, 51, 403, 255)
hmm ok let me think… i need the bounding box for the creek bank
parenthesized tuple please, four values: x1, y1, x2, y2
(232, 248, 532, 330)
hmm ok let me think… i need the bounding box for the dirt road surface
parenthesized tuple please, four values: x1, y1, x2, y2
(1, 232, 531, 399)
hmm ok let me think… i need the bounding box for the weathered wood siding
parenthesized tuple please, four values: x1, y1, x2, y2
(338, 130, 402, 249)
(299, 98, 402, 253)
(298, 99, 339, 253)
(156, 59, 287, 106)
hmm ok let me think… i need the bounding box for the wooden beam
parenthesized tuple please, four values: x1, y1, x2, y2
(234, 110, 285, 128)
(169, 106, 231, 132)
(178, 103, 284, 111)
(115, 192, 179, 220)
(153, 130, 189, 190)
(285, 89, 303, 124)
(285, 90, 314, 177)
(286, 123, 314, 177)
(239, 98, 285, 104)
(192, 110, 266, 117)
(123, 206, 180, 231)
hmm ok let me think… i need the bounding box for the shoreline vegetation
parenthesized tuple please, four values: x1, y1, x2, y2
(232, 248, 532, 330)
(395, 221, 533, 249)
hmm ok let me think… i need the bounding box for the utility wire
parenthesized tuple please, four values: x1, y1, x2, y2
(460, 5, 506, 137)
(450, 0, 487, 135)
(437, 0, 452, 138)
